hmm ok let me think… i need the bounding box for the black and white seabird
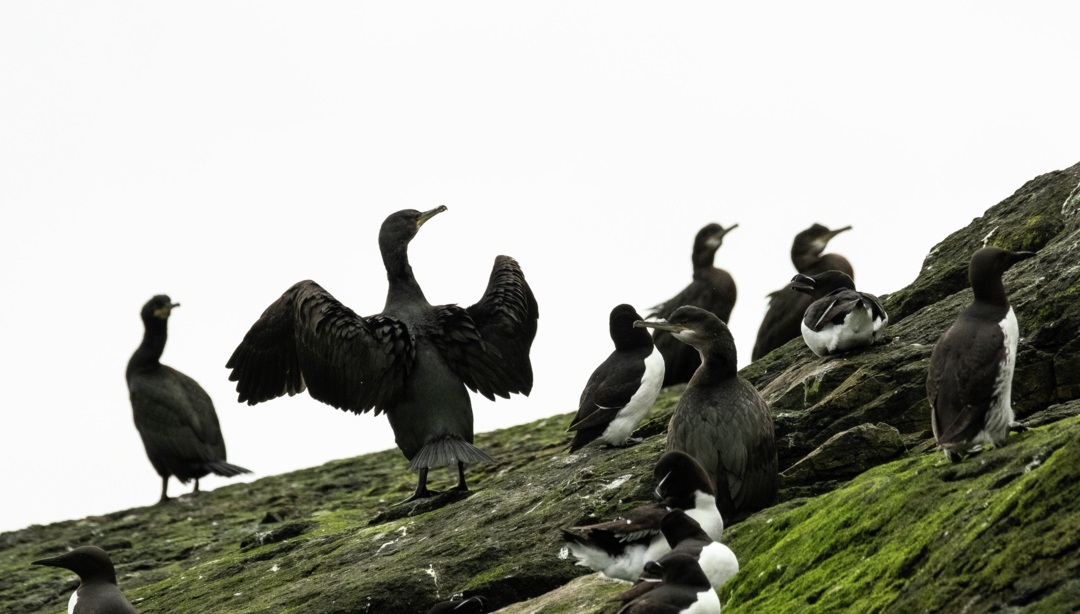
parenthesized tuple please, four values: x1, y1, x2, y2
(562, 451, 723, 581)
(427, 595, 486, 613)
(752, 223, 853, 361)
(128, 295, 251, 503)
(227, 207, 538, 502)
(567, 304, 665, 452)
(790, 270, 888, 357)
(33, 546, 138, 614)
(649, 223, 738, 387)
(637, 306, 778, 525)
(927, 246, 1035, 463)
(614, 553, 721, 614)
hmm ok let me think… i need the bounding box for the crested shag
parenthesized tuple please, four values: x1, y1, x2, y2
(752, 223, 853, 360)
(637, 306, 778, 525)
(649, 223, 737, 386)
(227, 207, 538, 502)
(927, 247, 1035, 462)
(127, 295, 251, 503)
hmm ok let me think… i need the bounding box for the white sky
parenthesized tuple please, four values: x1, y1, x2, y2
(2, 3, 1078, 533)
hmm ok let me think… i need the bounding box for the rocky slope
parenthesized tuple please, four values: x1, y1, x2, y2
(3, 161, 1080, 613)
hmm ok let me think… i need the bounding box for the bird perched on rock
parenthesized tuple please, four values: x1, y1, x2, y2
(927, 246, 1035, 463)
(753, 223, 853, 360)
(649, 223, 738, 387)
(567, 304, 665, 452)
(428, 595, 486, 613)
(790, 270, 889, 357)
(561, 451, 722, 581)
(637, 306, 778, 525)
(128, 295, 250, 503)
(615, 553, 721, 614)
(33, 546, 138, 614)
(227, 207, 538, 502)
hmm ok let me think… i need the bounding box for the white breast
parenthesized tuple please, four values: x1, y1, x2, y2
(684, 588, 722, 613)
(976, 307, 1018, 446)
(599, 348, 665, 446)
(68, 589, 79, 614)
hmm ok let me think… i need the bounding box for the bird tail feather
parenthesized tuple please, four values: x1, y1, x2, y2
(408, 436, 494, 469)
(206, 461, 252, 477)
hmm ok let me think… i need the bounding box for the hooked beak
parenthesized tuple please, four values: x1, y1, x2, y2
(418, 205, 447, 228)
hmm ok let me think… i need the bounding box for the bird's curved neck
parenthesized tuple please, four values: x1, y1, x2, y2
(692, 246, 718, 274)
(382, 241, 429, 310)
(973, 277, 1009, 307)
(691, 348, 737, 385)
(130, 319, 167, 372)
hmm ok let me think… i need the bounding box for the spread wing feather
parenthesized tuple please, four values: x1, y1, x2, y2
(226, 280, 414, 415)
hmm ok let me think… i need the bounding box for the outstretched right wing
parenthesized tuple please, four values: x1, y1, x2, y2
(226, 280, 414, 415)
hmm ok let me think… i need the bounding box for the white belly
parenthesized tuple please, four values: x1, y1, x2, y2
(801, 303, 876, 357)
(975, 308, 1018, 446)
(599, 348, 665, 445)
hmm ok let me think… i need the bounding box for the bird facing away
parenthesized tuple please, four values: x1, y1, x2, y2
(33, 546, 138, 614)
(637, 306, 778, 525)
(562, 451, 723, 581)
(227, 207, 538, 502)
(615, 553, 721, 614)
(752, 223, 853, 361)
(127, 295, 251, 504)
(790, 270, 889, 357)
(649, 223, 738, 387)
(566, 304, 665, 452)
(927, 247, 1035, 463)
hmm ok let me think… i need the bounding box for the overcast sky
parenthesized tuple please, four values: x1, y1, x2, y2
(2, 3, 1078, 534)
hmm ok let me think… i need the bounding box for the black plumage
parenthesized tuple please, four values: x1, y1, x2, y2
(227, 207, 538, 501)
(650, 223, 738, 386)
(752, 223, 853, 361)
(614, 553, 721, 614)
(427, 595, 486, 613)
(637, 306, 778, 525)
(127, 295, 250, 503)
(790, 270, 888, 357)
(33, 546, 138, 614)
(567, 304, 665, 452)
(927, 247, 1035, 462)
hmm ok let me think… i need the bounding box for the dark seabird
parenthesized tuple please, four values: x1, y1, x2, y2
(637, 306, 778, 525)
(561, 451, 723, 581)
(927, 247, 1035, 462)
(33, 546, 138, 614)
(790, 270, 889, 357)
(227, 207, 538, 501)
(649, 223, 738, 387)
(566, 304, 665, 452)
(752, 223, 853, 360)
(427, 595, 486, 613)
(614, 553, 721, 614)
(128, 295, 251, 503)
(614, 510, 738, 606)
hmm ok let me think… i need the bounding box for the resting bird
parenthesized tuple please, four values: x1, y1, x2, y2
(637, 306, 778, 525)
(227, 207, 538, 502)
(428, 595, 487, 613)
(127, 295, 250, 503)
(790, 270, 888, 357)
(562, 451, 722, 581)
(927, 247, 1035, 463)
(615, 554, 721, 614)
(33, 546, 138, 614)
(650, 223, 738, 387)
(752, 223, 853, 360)
(566, 304, 664, 452)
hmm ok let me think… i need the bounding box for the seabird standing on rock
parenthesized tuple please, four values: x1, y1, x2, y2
(650, 223, 738, 387)
(567, 304, 665, 452)
(753, 223, 853, 360)
(790, 270, 889, 357)
(615, 553, 721, 614)
(127, 295, 251, 503)
(33, 546, 138, 614)
(561, 451, 723, 581)
(227, 207, 538, 502)
(637, 306, 778, 525)
(927, 246, 1035, 463)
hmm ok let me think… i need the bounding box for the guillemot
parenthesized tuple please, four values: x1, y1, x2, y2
(33, 546, 138, 614)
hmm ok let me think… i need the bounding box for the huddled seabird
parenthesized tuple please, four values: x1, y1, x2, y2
(227, 207, 538, 502)
(753, 223, 853, 360)
(614, 553, 721, 614)
(927, 246, 1035, 462)
(127, 295, 250, 503)
(649, 223, 738, 386)
(567, 304, 665, 452)
(637, 306, 778, 525)
(790, 270, 889, 357)
(33, 546, 138, 614)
